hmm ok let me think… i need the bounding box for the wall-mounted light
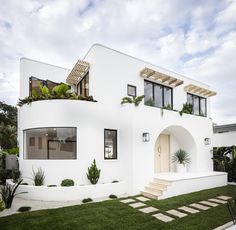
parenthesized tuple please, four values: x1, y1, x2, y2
(142, 133, 150, 142)
(204, 138, 211, 145)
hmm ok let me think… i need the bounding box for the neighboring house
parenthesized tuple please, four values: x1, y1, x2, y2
(18, 44, 227, 200)
(212, 123, 236, 147)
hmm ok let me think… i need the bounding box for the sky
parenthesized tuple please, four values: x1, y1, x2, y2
(0, 0, 236, 124)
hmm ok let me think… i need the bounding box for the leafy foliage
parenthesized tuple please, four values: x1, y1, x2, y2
(0, 179, 25, 208)
(87, 159, 101, 184)
(61, 179, 74, 187)
(172, 149, 191, 166)
(144, 97, 155, 106)
(179, 102, 193, 116)
(121, 95, 145, 107)
(32, 168, 45, 186)
(109, 194, 117, 199)
(12, 169, 21, 183)
(18, 206, 31, 212)
(18, 83, 95, 107)
(82, 198, 93, 203)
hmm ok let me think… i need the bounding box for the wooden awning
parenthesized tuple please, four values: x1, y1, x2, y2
(66, 60, 90, 85)
(184, 84, 216, 97)
(140, 67, 184, 87)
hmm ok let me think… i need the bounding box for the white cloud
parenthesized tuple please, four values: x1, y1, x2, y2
(0, 0, 235, 124)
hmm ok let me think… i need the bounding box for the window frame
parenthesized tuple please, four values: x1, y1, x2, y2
(127, 84, 137, 97)
(23, 127, 77, 160)
(104, 129, 118, 160)
(144, 80, 173, 108)
(187, 93, 207, 116)
(77, 72, 89, 97)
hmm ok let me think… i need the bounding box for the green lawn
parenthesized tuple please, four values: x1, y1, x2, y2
(0, 185, 235, 230)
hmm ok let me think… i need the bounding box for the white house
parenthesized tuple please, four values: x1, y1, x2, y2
(18, 44, 227, 201)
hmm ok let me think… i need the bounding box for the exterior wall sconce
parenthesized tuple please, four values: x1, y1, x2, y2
(142, 133, 150, 142)
(204, 138, 211, 145)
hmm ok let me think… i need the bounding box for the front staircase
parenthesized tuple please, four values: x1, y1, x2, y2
(141, 178, 171, 200)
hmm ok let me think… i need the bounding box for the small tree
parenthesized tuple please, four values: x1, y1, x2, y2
(87, 159, 101, 184)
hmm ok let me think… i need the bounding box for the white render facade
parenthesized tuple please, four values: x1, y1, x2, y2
(18, 44, 227, 200)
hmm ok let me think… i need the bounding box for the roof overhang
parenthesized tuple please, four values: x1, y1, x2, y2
(140, 67, 184, 87)
(184, 84, 217, 97)
(66, 60, 90, 85)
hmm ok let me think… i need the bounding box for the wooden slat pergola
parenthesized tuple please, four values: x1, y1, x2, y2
(66, 60, 90, 85)
(140, 67, 184, 87)
(184, 84, 217, 97)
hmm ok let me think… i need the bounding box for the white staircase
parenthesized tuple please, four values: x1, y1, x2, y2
(141, 178, 171, 200)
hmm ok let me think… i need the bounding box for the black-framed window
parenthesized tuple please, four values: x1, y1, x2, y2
(77, 72, 89, 97)
(144, 80, 173, 108)
(29, 76, 61, 97)
(24, 127, 77, 159)
(187, 93, 207, 116)
(104, 129, 117, 160)
(127, 84, 136, 97)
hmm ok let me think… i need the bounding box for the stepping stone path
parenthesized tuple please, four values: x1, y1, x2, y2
(217, 196, 232, 200)
(166, 209, 187, 218)
(129, 202, 146, 208)
(178, 206, 200, 214)
(199, 201, 219, 207)
(139, 207, 159, 213)
(189, 203, 210, 210)
(136, 196, 150, 202)
(120, 199, 136, 203)
(152, 213, 174, 222)
(208, 198, 227, 204)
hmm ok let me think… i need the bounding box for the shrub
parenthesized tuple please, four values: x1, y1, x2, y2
(21, 182, 28, 185)
(61, 179, 74, 187)
(87, 159, 101, 184)
(112, 180, 119, 183)
(82, 198, 93, 203)
(0, 169, 13, 184)
(0, 200, 5, 211)
(0, 179, 26, 209)
(18, 206, 31, 212)
(109, 194, 117, 199)
(48, 185, 57, 187)
(32, 168, 45, 186)
(12, 169, 21, 183)
(4, 147, 19, 155)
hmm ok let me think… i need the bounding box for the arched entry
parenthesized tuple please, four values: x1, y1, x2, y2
(154, 125, 197, 173)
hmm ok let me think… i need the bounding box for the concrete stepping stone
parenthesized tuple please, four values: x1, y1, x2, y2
(178, 206, 200, 214)
(136, 196, 150, 202)
(189, 203, 210, 210)
(120, 198, 136, 203)
(129, 202, 146, 208)
(217, 196, 232, 201)
(167, 209, 187, 218)
(139, 206, 159, 213)
(199, 201, 219, 207)
(152, 213, 174, 222)
(208, 198, 227, 204)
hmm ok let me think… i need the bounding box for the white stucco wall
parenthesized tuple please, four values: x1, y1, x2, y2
(18, 44, 217, 197)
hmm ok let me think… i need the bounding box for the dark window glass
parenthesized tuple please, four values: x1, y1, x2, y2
(154, 84, 162, 107)
(193, 96, 200, 115)
(187, 94, 193, 104)
(104, 129, 117, 160)
(127, 85, 136, 97)
(144, 80, 172, 108)
(163, 87, 172, 107)
(77, 73, 89, 97)
(200, 97, 206, 116)
(25, 127, 77, 159)
(187, 93, 207, 116)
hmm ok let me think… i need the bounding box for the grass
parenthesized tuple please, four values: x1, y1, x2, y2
(0, 185, 235, 230)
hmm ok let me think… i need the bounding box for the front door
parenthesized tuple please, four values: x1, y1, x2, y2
(154, 134, 170, 173)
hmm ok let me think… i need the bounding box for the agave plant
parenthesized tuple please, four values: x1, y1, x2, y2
(32, 168, 45, 186)
(172, 149, 191, 166)
(0, 179, 26, 209)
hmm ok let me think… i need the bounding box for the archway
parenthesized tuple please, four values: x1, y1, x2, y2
(154, 125, 197, 173)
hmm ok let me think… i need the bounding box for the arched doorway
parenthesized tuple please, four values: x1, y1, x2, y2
(154, 125, 197, 173)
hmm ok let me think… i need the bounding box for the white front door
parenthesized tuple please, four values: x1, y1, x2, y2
(154, 134, 170, 173)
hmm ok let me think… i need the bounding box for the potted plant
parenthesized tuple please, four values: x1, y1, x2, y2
(172, 149, 191, 173)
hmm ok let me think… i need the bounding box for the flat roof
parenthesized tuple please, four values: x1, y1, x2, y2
(213, 123, 236, 133)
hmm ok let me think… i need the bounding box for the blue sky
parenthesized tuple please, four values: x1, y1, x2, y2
(0, 0, 236, 124)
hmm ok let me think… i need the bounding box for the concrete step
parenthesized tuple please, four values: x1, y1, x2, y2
(149, 182, 168, 190)
(141, 190, 161, 200)
(145, 186, 164, 194)
(153, 178, 171, 185)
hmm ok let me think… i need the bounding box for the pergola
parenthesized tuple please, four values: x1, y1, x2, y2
(184, 84, 217, 97)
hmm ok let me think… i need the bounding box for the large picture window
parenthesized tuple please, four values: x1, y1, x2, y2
(187, 93, 207, 116)
(24, 127, 77, 159)
(144, 80, 173, 108)
(104, 129, 117, 160)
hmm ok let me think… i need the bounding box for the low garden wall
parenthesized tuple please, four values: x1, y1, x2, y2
(7, 180, 127, 201)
